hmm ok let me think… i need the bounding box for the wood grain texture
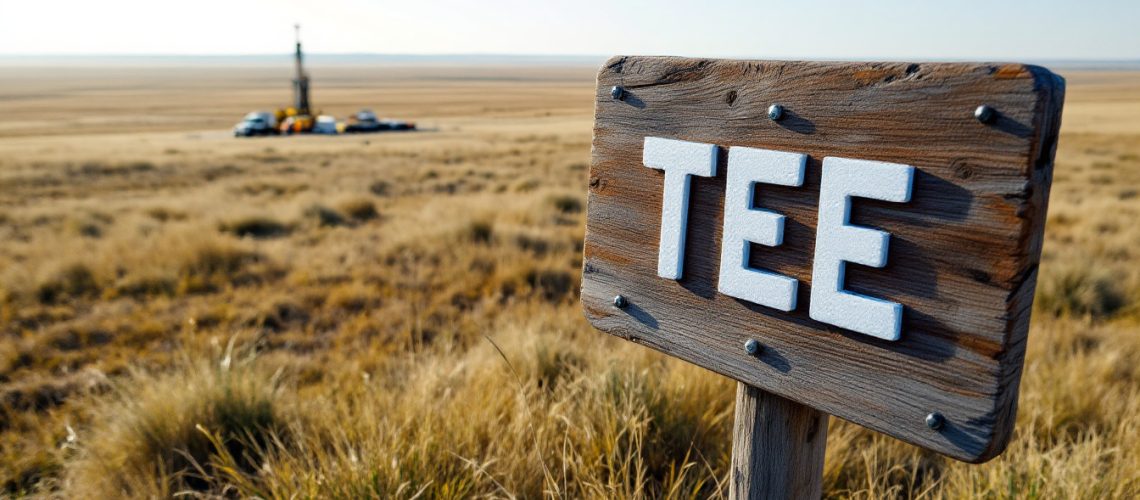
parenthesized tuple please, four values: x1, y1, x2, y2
(581, 57, 1065, 462)
(730, 383, 827, 500)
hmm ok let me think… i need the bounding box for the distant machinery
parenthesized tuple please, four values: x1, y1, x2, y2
(234, 25, 415, 137)
(276, 24, 315, 134)
(292, 24, 311, 116)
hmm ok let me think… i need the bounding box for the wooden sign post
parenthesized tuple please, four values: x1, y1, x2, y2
(581, 57, 1064, 498)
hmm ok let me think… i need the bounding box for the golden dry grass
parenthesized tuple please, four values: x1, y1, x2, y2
(0, 64, 1138, 498)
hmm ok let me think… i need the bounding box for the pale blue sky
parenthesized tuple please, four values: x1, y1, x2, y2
(2, 0, 1137, 60)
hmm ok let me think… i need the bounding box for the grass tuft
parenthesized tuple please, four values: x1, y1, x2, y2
(177, 243, 265, 294)
(218, 216, 290, 239)
(301, 204, 347, 227)
(466, 220, 494, 244)
(1036, 263, 1127, 319)
(337, 198, 378, 222)
(144, 206, 187, 222)
(368, 180, 391, 196)
(62, 356, 287, 497)
(525, 268, 578, 303)
(549, 194, 583, 214)
(36, 263, 99, 304)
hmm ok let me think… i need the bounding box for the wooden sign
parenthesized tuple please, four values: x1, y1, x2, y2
(581, 56, 1064, 467)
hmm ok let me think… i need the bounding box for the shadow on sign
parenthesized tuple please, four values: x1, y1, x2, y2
(623, 301, 659, 329)
(619, 91, 647, 109)
(992, 112, 1033, 139)
(775, 110, 816, 135)
(759, 347, 792, 373)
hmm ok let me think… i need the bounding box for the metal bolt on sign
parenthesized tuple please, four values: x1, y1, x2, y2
(926, 412, 946, 430)
(613, 294, 628, 309)
(767, 104, 785, 121)
(974, 104, 996, 123)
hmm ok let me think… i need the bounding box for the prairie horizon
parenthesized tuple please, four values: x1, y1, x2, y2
(5, 54, 1140, 69)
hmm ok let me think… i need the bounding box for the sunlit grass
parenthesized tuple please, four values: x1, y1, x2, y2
(1, 69, 1138, 497)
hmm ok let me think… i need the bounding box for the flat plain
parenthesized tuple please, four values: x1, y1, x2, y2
(0, 62, 1138, 498)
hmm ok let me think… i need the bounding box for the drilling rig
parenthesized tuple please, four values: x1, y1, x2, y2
(277, 24, 315, 133)
(292, 24, 311, 115)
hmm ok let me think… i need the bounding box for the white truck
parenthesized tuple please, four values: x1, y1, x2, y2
(233, 111, 278, 137)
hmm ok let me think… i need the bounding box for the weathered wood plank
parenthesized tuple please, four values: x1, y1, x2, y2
(581, 57, 1064, 462)
(730, 384, 828, 500)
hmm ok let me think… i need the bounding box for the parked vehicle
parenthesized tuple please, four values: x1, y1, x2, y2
(312, 115, 340, 134)
(344, 109, 415, 133)
(233, 111, 277, 137)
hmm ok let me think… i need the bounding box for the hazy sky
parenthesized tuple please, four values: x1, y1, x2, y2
(2, 0, 1138, 60)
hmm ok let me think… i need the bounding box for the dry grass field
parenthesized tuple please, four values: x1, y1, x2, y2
(0, 62, 1138, 498)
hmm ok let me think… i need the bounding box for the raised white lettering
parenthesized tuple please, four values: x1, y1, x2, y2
(808, 157, 914, 341)
(717, 147, 806, 311)
(643, 137, 717, 280)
